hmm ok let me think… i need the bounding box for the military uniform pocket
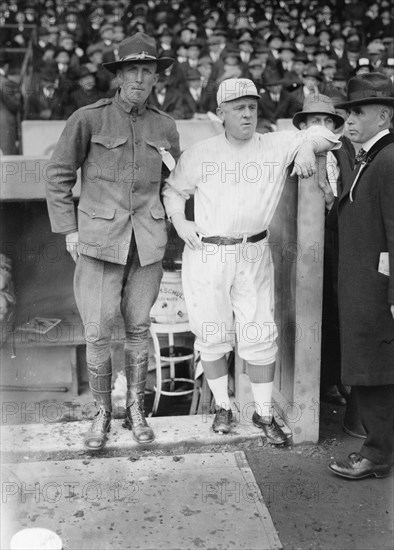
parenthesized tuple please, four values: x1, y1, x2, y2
(77, 203, 116, 247)
(90, 135, 128, 182)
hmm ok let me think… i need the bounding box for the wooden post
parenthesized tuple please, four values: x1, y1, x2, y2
(236, 156, 327, 444)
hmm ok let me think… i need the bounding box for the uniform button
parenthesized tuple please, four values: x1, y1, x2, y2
(131, 210, 136, 215)
(92, 211, 96, 217)
(134, 164, 139, 170)
(135, 139, 140, 145)
(107, 142, 111, 147)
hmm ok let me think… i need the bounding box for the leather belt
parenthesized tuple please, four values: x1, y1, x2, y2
(201, 230, 267, 246)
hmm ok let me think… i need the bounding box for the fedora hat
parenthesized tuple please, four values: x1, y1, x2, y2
(334, 72, 394, 109)
(102, 32, 174, 74)
(292, 93, 345, 129)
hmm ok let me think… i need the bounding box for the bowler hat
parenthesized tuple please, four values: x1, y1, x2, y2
(334, 73, 394, 108)
(102, 32, 174, 74)
(292, 93, 345, 129)
(303, 65, 323, 81)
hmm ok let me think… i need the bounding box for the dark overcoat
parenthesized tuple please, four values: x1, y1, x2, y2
(329, 133, 394, 385)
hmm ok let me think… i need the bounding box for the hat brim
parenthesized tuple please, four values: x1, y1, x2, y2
(334, 96, 394, 109)
(292, 110, 345, 129)
(102, 56, 174, 74)
(220, 93, 261, 104)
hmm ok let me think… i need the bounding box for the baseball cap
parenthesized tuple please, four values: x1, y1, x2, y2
(216, 78, 260, 105)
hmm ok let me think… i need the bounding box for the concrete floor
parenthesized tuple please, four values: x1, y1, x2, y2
(2, 451, 281, 550)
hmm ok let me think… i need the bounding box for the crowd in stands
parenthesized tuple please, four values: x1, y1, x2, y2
(1, 0, 394, 152)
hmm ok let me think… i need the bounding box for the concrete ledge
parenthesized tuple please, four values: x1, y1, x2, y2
(1, 414, 292, 462)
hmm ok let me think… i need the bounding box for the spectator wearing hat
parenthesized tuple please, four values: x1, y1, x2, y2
(292, 93, 354, 409)
(178, 40, 203, 76)
(342, 42, 362, 76)
(85, 43, 112, 93)
(366, 40, 386, 71)
(46, 33, 181, 452)
(314, 46, 331, 73)
(148, 72, 186, 119)
(328, 73, 394, 480)
(286, 51, 309, 91)
(330, 32, 346, 63)
(24, 65, 67, 120)
(321, 59, 338, 84)
(303, 36, 320, 64)
(253, 41, 275, 73)
(156, 26, 174, 57)
(163, 77, 341, 440)
(382, 57, 394, 83)
(238, 36, 254, 65)
(246, 57, 265, 91)
(266, 32, 283, 62)
(58, 32, 81, 72)
(67, 65, 106, 115)
(182, 66, 216, 119)
(332, 69, 349, 93)
(288, 65, 324, 116)
(277, 41, 296, 79)
(258, 70, 292, 131)
(0, 51, 21, 154)
(356, 57, 372, 75)
(215, 47, 245, 84)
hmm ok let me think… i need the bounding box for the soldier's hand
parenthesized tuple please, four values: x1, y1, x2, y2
(291, 142, 317, 179)
(66, 231, 79, 262)
(171, 215, 205, 250)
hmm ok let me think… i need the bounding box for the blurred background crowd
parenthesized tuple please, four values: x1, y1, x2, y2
(1, 0, 394, 154)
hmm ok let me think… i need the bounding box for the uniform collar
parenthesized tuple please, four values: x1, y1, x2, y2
(115, 90, 147, 115)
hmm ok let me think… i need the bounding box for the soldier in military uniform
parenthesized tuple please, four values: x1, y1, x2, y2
(46, 33, 180, 450)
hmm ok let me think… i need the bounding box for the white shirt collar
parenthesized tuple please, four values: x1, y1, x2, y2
(361, 129, 390, 152)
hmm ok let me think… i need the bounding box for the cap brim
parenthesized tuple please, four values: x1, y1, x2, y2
(220, 93, 261, 104)
(334, 97, 394, 109)
(292, 110, 345, 129)
(102, 57, 174, 74)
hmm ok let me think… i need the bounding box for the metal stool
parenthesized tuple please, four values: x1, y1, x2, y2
(149, 322, 195, 416)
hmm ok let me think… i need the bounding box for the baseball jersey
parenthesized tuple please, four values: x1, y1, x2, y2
(163, 126, 341, 237)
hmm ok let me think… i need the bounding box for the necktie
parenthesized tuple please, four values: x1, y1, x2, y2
(354, 148, 367, 166)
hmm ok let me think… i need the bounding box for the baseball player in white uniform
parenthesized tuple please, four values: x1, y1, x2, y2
(163, 78, 341, 443)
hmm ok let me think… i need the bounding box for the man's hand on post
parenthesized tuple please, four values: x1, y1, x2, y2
(171, 213, 205, 250)
(317, 179, 336, 210)
(66, 231, 79, 262)
(291, 142, 317, 179)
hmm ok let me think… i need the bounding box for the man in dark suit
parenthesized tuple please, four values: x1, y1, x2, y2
(258, 71, 292, 130)
(182, 67, 217, 119)
(327, 73, 394, 479)
(149, 72, 187, 119)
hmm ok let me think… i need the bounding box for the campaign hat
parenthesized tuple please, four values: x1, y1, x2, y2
(334, 72, 394, 108)
(102, 32, 174, 73)
(292, 93, 345, 129)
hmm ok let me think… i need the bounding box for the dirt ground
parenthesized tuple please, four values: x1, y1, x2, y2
(246, 401, 394, 550)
